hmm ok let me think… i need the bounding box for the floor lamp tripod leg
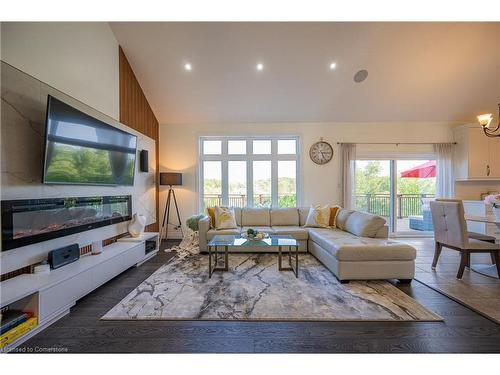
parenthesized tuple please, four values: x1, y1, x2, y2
(161, 195, 167, 240)
(162, 188, 172, 240)
(171, 189, 183, 237)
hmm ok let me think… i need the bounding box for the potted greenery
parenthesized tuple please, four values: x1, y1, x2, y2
(242, 228, 268, 241)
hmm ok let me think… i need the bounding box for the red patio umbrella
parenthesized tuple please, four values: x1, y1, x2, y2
(400, 160, 436, 178)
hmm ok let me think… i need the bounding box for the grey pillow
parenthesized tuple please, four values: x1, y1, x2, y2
(344, 211, 386, 237)
(335, 209, 354, 230)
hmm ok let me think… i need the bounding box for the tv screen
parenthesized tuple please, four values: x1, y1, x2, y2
(43, 95, 137, 186)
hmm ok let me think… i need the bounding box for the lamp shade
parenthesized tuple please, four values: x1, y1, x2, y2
(160, 172, 182, 186)
(477, 113, 493, 128)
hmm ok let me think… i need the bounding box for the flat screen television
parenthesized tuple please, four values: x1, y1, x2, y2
(42, 95, 137, 186)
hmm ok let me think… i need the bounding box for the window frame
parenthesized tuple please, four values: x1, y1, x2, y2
(198, 135, 301, 211)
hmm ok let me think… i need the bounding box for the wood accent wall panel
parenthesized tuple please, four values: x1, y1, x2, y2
(119, 46, 160, 232)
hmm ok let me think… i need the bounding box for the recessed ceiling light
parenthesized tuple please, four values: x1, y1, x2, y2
(329, 62, 337, 70)
(184, 63, 192, 71)
(256, 63, 264, 71)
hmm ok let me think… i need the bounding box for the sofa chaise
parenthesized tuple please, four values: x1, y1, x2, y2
(198, 207, 416, 283)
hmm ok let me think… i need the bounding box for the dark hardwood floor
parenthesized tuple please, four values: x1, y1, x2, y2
(15, 240, 500, 353)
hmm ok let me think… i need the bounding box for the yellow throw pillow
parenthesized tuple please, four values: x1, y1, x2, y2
(304, 205, 331, 228)
(214, 206, 237, 229)
(206, 207, 216, 228)
(329, 205, 341, 228)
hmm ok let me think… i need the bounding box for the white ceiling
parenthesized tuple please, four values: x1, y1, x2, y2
(110, 22, 500, 125)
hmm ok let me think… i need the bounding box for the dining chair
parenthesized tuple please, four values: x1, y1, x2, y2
(435, 199, 497, 244)
(430, 200, 500, 279)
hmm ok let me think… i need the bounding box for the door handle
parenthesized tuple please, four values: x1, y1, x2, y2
(486, 164, 490, 176)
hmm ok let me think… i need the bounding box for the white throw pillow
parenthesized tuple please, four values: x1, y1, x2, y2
(214, 206, 238, 229)
(304, 205, 331, 228)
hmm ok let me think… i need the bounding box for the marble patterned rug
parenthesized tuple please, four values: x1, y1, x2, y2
(102, 253, 442, 321)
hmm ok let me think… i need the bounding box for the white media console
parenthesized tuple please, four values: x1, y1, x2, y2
(0, 232, 160, 352)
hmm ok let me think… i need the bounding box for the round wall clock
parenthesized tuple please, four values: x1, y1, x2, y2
(309, 139, 334, 165)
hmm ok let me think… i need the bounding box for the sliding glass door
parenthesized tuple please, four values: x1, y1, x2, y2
(354, 159, 436, 235)
(354, 160, 392, 227)
(395, 160, 436, 234)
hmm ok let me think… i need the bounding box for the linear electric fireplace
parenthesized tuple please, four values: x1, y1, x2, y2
(1, 195, 132, 251)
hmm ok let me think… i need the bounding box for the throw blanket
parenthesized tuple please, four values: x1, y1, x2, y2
(165, 228, 199, 259)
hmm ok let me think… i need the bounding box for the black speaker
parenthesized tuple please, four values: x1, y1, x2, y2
(48, 243, 80, 270)
(140, 150, 149, 172)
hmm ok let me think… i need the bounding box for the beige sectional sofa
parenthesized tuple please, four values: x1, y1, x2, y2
(198, 207, 416, 283)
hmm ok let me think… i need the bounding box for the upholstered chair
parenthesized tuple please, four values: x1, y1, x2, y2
(430, 200, 500, 279)
(435, 199, 496, 243)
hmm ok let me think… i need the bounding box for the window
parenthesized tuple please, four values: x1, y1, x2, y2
(228, 140, 246, 155)
(200, 136, 300, 210)
(253, 161, 272, 207)
(253, 140, 271, 154)
(277, 140, 296, 154)
(203, 161, 222, 207)
(228, 161, 247, 206)
(278, 160, 297, 208)
(203, 140, 221, 155)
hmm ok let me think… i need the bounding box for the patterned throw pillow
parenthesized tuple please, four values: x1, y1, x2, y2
(329, 205, 342, 228)
(214, 206, 237, 229)
(304, 205, 331, 228)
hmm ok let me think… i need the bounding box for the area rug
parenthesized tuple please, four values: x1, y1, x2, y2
(102, 253, 442, 321)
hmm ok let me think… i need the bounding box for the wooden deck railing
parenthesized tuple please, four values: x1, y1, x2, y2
(204, 193, 433, 217)
(354, 193, 434, 218)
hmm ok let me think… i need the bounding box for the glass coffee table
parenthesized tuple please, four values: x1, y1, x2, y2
(207, 235, 299, 278)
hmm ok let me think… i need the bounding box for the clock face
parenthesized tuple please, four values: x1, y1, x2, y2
(309, 141, 333, 165)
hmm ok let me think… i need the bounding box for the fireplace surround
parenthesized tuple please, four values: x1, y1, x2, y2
(1, 195, 132, 251)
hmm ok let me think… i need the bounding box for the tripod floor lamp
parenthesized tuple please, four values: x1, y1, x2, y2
(160, 172, 183, 240)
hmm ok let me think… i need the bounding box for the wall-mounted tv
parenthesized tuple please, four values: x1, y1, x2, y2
(42, 95, 137, 186)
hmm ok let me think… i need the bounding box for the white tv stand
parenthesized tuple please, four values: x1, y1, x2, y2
(0, 232, 160, 352)
(117, 232, 160, 266)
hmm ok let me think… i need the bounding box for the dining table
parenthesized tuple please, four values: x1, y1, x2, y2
(465, 214, 500, 278)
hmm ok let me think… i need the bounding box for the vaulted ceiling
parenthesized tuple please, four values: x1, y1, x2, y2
(110, 22, 500, 125)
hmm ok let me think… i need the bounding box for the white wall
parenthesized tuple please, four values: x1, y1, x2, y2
(1, 22, 119, 120)
(159, 121, 457, 237)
